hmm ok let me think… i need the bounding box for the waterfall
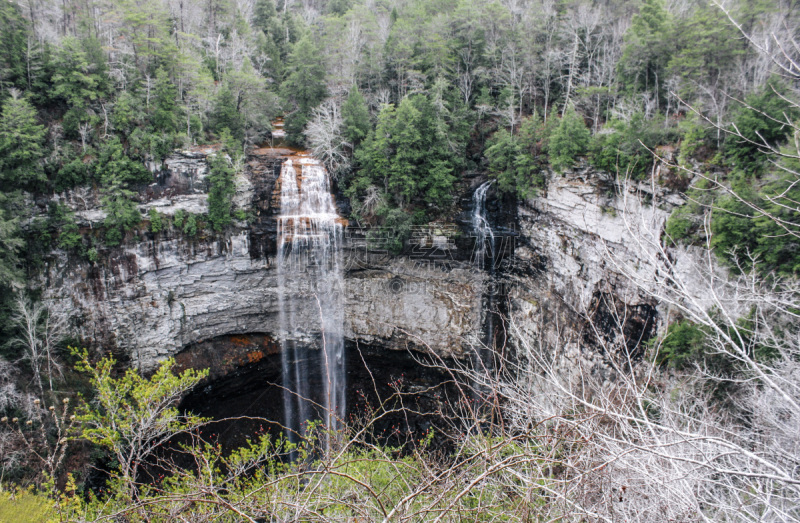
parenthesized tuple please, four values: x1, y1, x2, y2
(472, 181, 495, 270)
(471, 180, 498, 407)
(277, 154, 345, 451)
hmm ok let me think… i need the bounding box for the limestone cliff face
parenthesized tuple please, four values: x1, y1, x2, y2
(504, 161, 722, 377)
(43, 150, 485, 370)
(43, 149, 713, 374)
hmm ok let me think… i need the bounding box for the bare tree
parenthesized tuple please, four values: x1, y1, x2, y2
(304, 97, 350, 176)
(8, 293, 68, 397)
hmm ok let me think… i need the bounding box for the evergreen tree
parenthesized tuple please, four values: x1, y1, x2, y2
(282, 36, 326, 112)
(723, 82, 799, 176)
(152, 68, 178, 134)
(281, 36, 326, 144)
(101, 173, 142, 247)
(0, 1, 30, 98)
(548, 106, 590, 172)
(209, 86, 245, 142)
(618, 0, 673, 99)
(95, 137, 152, 187)
(51, 37, 110, 108)
(484, 127, 543, 199)
(0, 194, 22, 288)
(207, 152, 236, 232)
(112, 91, 141, 136)
(342, 87, 371, 147)
(0, 93, 47, 189)
(355, 95, 456, 209)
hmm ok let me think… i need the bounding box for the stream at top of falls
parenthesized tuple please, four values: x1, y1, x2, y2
(273, 130, 345, 454)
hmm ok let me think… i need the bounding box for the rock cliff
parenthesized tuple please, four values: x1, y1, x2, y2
(43, 150, 485, 370)
(42, 150, 716, 383)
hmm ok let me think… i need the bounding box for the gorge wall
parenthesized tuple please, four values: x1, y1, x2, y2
(42, 148, 485, 371)
(42, 149, 713, 389)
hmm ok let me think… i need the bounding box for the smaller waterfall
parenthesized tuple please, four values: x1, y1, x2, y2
(277, 155, 345, 451)
(471, 180, 498, 411)
(472, 181, 495, 269)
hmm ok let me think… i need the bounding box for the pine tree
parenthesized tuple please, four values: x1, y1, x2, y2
(548, 106, 590, 172)
(209, 87, 245, 142)
(152, 68, 178, 134)
(0, 1, 30, 98)
(342, 87, 371, 147)
(207, 152, 236, 232)
(0, 93, 46, 188)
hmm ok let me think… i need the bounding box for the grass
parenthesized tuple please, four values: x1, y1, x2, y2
(0, 488, 54, 523)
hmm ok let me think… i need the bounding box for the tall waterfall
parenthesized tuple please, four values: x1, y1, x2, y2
(472, 181, 495, 270)
(277, 154, 345, 450)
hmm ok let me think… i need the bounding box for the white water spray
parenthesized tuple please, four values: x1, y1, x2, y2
(277, 155, 345, 450)
(472, 181, 495, 269)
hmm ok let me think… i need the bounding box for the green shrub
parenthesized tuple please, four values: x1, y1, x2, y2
(484, 126, 545, 199)
(148, 208, 163, 233)
(548, 106, 590, 172)
(173, 209, 186, 229)
(207, 153, 236, 231)
(183, 213, 197, 236)
(655, 320, 707, 369)
(723, 81, 800, 176)
(589, 113, 678, 179)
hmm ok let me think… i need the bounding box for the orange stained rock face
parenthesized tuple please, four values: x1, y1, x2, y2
(245, 350, 265, 364)
(229, 335, 255, 348)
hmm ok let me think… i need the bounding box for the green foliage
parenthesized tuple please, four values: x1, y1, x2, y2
(101, 174, 142, 247)
(280, 36, 327, 144)
(342, 87, 371, 146)
(73, 349, 208, 492)
(209, 86, 245, 142)
(0, 488, 54, 522)
(484, 124, 544, 199)
(282, 36, 327, 111)
(95, 136, 153, 187)
(548, 106, 590, 172)
(723, 82, 800, 176)
(54, 152, 91, 192)
(655, 320, 707, 368)
(49, 203, 83, 251)
(173, 209, 186, 229)
(590, 113, 678, 179)
(667, 4, 742, 101)
(371, 205, 413, 254)
(151, 68, 179, 134)
(51, 37, 110, 108)
(677, 114, 710, 167)
(148, 207, 164, 233)
(183, 213, 198, 236)
(710, 185, 759, 269)
(111, 91, 140, 136)
(0, 94, 47, 189)
(128, 126, 175, 164)
(0, 194, 23, 288)
(0, 1, 30, 96)
(207, 153, 236, 231)
(618, 0, 673, 99)
(354, 94, 457, 209)
(664, 211, 692, 243)
(751, 169, 800, 276)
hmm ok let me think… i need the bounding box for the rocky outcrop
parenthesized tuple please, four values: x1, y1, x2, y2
(43, 149, 486, 370)
(42, 147, 720, 383)
(504, 160, 727, 378)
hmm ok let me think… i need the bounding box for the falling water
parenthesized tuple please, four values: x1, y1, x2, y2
(277, 154, 345, 451)
(472, 181, 495, 270)
(471, 180, 498, 413)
